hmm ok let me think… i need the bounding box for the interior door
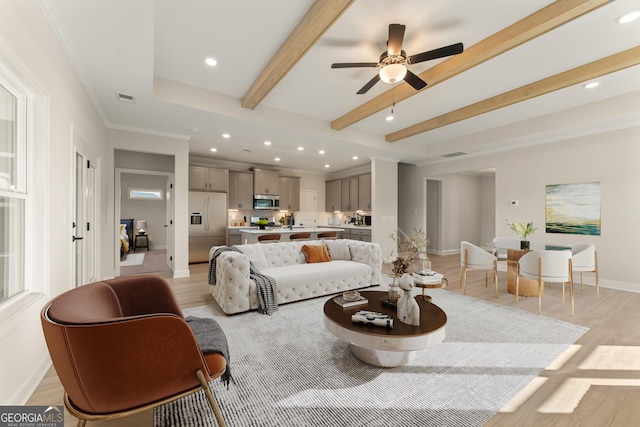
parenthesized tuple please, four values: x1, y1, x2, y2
(166, 177, 174, 270)
(73, 140, 97, 287)
(298, 190, 317, 228)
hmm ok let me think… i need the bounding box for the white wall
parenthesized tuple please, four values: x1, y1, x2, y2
(120, 173, 169, 249)
(0, 0, 106, 404)
(371, 158, 398, 258)
(412, 125, 640, 291)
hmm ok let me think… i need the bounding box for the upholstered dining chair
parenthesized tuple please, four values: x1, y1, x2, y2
(517, 250, 574, 315)
(318, 231, 337, 240)
(570, 243, 599, 297)
(258, 233, 281, 243)
(40, 275, 227, 427)
(459, 241, 499, 298)
(289, 232, 311, 241)
(492, 237, 519, 262)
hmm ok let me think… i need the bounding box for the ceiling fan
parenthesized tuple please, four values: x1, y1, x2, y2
(331, 24, 463, 94)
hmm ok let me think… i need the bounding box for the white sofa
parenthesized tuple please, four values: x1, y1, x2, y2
(208, 239, 382, 315)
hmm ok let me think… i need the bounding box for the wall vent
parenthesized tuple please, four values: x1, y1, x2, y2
(116, 92, 135, 104)
(442, 151, 467, 158)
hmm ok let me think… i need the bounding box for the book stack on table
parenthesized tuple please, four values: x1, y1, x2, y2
(413, 271, 444, 285)
(333, 295, 368, 308)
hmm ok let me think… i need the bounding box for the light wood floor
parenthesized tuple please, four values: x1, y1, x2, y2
(28, 255, 640, 427)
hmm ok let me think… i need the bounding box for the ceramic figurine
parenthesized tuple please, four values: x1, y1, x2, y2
(397, 273, 420, 326)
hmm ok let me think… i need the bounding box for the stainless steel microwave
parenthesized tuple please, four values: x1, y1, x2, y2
(253, 194, 279, 210)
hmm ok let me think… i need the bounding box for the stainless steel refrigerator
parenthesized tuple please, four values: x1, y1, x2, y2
(188, 191, 227, 263)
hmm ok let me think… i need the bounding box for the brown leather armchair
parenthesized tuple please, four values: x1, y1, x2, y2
(41, 275, 227, 427)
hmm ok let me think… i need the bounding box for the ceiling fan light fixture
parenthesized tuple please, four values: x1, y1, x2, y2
(379, 64, 407, 84)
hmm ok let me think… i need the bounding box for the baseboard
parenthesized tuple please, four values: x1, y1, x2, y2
(173, 269, 190, 279)
(15, 355, 51, 405)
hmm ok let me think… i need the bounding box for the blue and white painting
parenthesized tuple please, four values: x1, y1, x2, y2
(545, 182, 600, 235)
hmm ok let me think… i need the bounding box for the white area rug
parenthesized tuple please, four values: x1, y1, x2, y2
(155, 289, 587, 427)
(119, 253, 144, 266)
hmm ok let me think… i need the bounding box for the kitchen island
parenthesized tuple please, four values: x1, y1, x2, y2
(239, 227, 344, 244)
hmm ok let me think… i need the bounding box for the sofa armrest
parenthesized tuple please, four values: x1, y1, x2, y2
(348, 240, 383, 285)
(210, 251, 252, 314)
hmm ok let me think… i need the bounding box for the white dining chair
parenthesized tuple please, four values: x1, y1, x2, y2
(460, 241, 499, 298)
(492, 237, 519, 262)
(570, 243, 599, 297)
(517, 250, 574, 315)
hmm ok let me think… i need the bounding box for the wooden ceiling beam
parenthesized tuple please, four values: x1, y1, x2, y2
(331, 0, 610, 130)
(242, 0, 354, 110)
(386, 46, 640, 142)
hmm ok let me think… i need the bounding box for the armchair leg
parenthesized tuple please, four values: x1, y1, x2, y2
(196, 369, 226, 427)
(77, 420, 86, 427)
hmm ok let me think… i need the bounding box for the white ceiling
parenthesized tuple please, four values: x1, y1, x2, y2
(39, 0, 640, 174)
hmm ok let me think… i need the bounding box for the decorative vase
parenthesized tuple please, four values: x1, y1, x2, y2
(520, 240, 530, 250)
(387, 274, 401, 303)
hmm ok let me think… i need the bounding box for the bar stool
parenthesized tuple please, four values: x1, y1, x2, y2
(318, 231, 337, 240)
(258, 234, 281, 243)
(289, 232, 310, 241)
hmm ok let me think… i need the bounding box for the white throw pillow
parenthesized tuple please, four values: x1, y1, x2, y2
(237, 243, 268, 271)
(325, 239, 351, 260)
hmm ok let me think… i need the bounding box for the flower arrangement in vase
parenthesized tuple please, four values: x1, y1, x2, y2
(505, 219, 537, 249)
(383, 228, 430, 302)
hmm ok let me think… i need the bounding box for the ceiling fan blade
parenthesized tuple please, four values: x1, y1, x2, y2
(356, 74, 381, 94)
(387, 24, 406, 56)
(404, 70, 428, 91)
(331, 62, 379, 69)
(408, 42, 464, 64)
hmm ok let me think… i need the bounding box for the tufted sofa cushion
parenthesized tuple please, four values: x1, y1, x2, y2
(209, 239, 382, 314)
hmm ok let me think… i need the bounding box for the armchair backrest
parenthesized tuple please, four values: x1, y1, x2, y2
(461, 241, 496, 268)
(41, 275, 207, 415)
(519, 250, 572, 282)
(570, 243, 596, 269)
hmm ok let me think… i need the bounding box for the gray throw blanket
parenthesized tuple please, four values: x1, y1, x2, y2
(209, 246, 279, 315)
(185, 316, 232, 388)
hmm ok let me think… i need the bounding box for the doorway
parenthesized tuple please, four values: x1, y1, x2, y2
(298, 190, 317, 228)
(115, 168, 174, 277)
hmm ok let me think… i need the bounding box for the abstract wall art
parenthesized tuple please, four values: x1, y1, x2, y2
(545, 182, 601, 235)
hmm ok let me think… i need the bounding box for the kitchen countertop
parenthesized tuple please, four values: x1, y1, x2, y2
(240, 227, 343, 234)
(324, 224, 372, 230)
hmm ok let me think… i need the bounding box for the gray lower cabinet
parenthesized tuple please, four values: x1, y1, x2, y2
(350, 228, 371, 242)
(228, 229, 241, 246)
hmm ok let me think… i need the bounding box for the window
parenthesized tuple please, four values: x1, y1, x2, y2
(0, 81, 26, 304)
(128, 188, 163, 200)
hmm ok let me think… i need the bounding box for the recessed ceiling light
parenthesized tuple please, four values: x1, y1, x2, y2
(264, 141, 271, 146)
(210, 148, 217, 152)
(352, 156, 359, 160)
(584, 81, 599, 89)
(386, 114, 394, 121)
(275, 157, 281, 161)
(222, 133, 230, 139)
(324, 164, 330, 168)
(616, 9, 640, 24)
(297, 147, 304, 151)
(205, 57, 218, 66)
(318, 150, 325, 154)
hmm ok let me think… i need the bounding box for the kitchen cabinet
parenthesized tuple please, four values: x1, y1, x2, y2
(358, 173, 371, 210)
(325, 179, 342, 212)
(228, 229, 242, 246)
(341, 176, 359, 211)
(229, 171, 253, 209)
(189, 166, 228, 192)
(350, 228, 371, 242)
(253, 168, 279, 194)
(279, 176, 301, 210)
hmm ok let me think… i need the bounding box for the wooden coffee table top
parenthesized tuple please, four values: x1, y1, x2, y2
(323, 290, 447, 338)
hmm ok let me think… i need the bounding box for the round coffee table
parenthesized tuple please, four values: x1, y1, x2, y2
(323, 291, 447, 367)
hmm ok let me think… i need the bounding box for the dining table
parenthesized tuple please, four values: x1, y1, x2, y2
(487, 241, 572, 297)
